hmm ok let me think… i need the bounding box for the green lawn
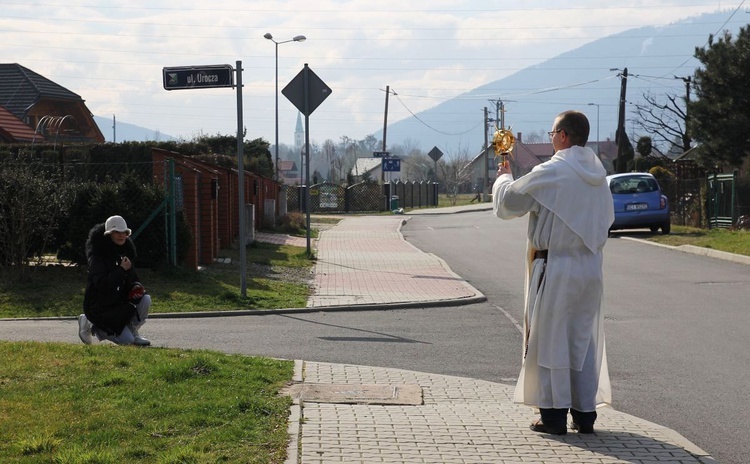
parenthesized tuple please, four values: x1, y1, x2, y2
(437, 193, 480, 207)
(0, 241, 314, 319)
(645, 225, 750, 256)
(0, 341, 293, 463)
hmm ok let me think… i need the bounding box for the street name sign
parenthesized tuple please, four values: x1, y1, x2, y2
(163, 64, 234, 90)
(373, 151, 390, 157)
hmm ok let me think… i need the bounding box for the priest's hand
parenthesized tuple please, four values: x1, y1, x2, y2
(497, 161, 511, 177)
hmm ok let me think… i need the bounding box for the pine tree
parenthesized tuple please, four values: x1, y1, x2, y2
(689, 27, 750, 170)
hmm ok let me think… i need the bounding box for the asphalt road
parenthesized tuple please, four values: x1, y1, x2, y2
(401, 210, 750, 464)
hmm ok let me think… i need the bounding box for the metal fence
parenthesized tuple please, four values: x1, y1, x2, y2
(388, 181, 439, 209)
(660, 175, 750, 229)
(660, 177, 705, 228)
(286, 181, 440, 213)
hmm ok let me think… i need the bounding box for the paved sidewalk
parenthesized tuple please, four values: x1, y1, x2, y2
(307, 216, 484, 308)
(286, 361, 713, 464)
(271, 210, 716, 464)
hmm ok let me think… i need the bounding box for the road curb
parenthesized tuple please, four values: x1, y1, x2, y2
(617, 236, 750, 265)
(0, 294, 488, 323)
(283, 360, 304, 464)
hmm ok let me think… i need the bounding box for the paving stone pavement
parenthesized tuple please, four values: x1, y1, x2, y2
(275, 211, 716, 464)
(287, 361, 714, 464)
(307, 216, 484, 308)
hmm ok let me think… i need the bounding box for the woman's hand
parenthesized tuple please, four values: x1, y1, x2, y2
(119, 256, 132, 271)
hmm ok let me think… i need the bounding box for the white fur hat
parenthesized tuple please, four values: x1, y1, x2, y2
(103, 215, 131, 236)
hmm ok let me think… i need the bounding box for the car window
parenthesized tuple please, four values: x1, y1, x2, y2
(609, 177, 659, 194)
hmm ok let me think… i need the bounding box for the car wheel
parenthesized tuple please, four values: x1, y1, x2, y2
(661, 222, 671, 235)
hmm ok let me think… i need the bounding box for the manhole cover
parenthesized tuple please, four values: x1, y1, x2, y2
(282, 383, 423, 405)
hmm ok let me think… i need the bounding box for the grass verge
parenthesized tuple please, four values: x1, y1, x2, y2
(0, 341, 293, 464)
(0, 241, 313, 319)
(643, 225, 750, 256)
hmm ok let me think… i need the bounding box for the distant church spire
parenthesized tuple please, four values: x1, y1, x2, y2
(294, 112, 304, 150)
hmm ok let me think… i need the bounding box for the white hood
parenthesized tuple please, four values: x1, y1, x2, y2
(511, 145, 614, 253)
(557, 145, 608, 186)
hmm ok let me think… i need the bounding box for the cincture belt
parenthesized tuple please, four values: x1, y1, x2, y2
(533, 250, 548, 261)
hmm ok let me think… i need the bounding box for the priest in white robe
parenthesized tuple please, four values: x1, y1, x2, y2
(492, 110, 614, 435)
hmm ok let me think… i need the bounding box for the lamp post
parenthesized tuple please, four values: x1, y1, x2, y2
(264, 32, 306, 182)
(587, 103, 600, 159)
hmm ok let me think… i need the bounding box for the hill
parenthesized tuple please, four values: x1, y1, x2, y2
(378, 10, 746, 156)
(93, 115, 178, 143)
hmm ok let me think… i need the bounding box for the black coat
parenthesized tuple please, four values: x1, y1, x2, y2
(82, 223, 141, 335)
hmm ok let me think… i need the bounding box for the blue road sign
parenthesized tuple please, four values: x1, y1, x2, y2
(382, 157, 401, 172)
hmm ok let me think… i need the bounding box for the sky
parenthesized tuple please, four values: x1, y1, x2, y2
(1, 1, 746, 147)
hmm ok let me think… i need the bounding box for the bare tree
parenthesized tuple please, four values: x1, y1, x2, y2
(398, 138, 423, 157)
(438, 149, 474, 205)
(523, 130, 546, 144)
(401, 152, 433, 181)
(322, 139, 336, 181)
(634, 91, 691, 158)
(337, 136, 359, 184)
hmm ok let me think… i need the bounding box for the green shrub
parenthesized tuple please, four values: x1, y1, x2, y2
(277, 212, 306, 235)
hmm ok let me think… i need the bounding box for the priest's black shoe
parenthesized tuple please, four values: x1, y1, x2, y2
(570, 422, 595, 434)
(529, 419, 567, 435)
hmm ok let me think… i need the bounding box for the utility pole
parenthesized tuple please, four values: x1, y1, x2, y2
(499, 100, 505, 130)
(381, 86, 396, 183)
(488, 99, 506, 130)
(676, 75, 692, 153)
(382, 85, 390, 152)
(112, 114, 116, 143)
(483, 107, 489, 199)
(615, 67, 628, 173)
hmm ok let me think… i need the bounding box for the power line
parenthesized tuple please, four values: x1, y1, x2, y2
(392, 91, 481, 136)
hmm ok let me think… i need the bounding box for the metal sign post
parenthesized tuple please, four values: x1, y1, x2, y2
(162, 62, 248, 297)
(234, 61, 247, 297)
(428, 146, 443, 181)
(282, 63, 332, 255)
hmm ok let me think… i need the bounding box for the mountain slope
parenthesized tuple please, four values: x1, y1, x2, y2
(380, 10, 745, 156)
(93, 115, 177, 143)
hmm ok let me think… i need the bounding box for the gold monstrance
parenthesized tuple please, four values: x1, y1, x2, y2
(492, 127, 515, 169)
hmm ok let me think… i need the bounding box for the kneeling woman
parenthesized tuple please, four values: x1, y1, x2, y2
(78, 215, 151, 346)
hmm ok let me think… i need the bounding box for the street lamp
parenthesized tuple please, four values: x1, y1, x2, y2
(264, 32, 306, 182)
(587, 103, 600, 158)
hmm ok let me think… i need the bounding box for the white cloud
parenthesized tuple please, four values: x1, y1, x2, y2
(0, 1, 744, 144)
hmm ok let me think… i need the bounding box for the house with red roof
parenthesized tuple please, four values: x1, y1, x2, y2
(0, 106, 39, 143)
(0, 63, 104, 144)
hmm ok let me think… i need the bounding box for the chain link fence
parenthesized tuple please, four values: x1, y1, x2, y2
(286, 180, 439, 213)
